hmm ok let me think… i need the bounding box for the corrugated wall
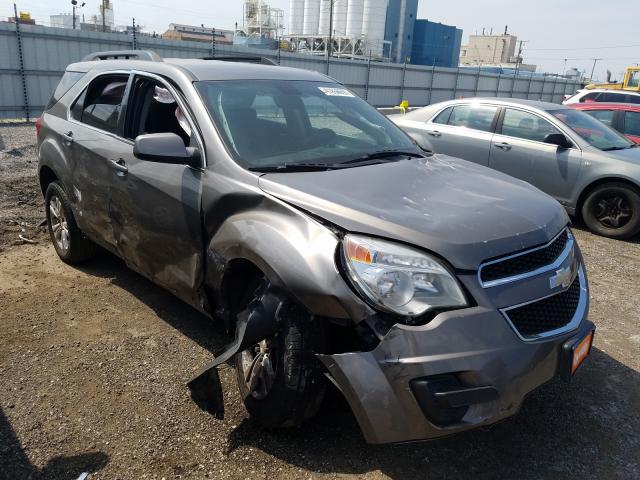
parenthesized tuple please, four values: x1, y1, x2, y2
(0, 22, 582, 120)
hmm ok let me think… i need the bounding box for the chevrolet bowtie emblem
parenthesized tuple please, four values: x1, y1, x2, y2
(550, 266, 573, 289)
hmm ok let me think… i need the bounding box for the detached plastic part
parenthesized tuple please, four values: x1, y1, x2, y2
(187, 288, 284, 418)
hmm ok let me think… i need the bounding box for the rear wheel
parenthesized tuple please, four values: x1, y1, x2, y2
(234, 281, 326, 428)
(45, 182, 98, 263)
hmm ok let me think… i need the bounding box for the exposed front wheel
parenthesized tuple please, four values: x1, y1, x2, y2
(581, 183, 640, 239)
(45, 182, 98, 263)
(234, 284, 326, 428)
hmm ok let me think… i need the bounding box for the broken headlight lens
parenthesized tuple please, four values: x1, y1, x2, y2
(342, 235, 467, 317)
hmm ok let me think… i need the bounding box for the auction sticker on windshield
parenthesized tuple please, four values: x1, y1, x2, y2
(318, 87, 355, 97)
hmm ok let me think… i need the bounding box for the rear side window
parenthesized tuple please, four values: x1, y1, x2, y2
(623, 111, 640, 137)
(585, 109, 615, 127)
(432, 106, 453, 125)
(501, 109, 560, 142)
(46, 71, 85, 109)
(71, 74, 129, 134)
(625, 95, 640, 104)
(447, 105, 497, 132)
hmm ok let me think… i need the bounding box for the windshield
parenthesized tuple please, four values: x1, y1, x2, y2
(549, 108, 634, 151)
(195, 80, 419, 169)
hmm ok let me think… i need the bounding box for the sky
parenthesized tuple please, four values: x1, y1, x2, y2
(4, 0, 640, 81)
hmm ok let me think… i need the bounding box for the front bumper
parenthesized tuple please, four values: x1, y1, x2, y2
(318, 266, 592, 444)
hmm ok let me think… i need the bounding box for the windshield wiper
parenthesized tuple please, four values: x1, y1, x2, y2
(339, 150, 424, 165)
(248, 163, 336, 173)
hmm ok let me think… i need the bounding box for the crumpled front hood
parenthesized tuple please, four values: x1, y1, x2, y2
(258, 155, 569, 270)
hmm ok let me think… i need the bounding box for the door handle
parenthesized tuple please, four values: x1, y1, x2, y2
(426, 130, 442, 137)
(494, 142, 512, 151)
(61, 131, 74, 144)
(110, 159, 128, 174)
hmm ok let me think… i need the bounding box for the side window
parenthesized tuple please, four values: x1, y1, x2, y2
(627, 71, 640, 88)
(579, 92, 599, 103)
(623, 111, 640, 137)
(447, 105, 497, 132)
(46, 71, 85, 110)
(586, 110, 615, 127)
(501, 109, 561, 143)
(71, 74, 128, 134)
(432, 107, 453, 125)
(599, 92, 625, 103)
(125, 77, 192, 146)
(625, 95, 640, 104)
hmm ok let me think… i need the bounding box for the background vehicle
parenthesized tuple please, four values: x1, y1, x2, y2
(391, 98, 640, 239)
(569, 102, 640, 144)
(585, 66, 640, 92)
(563, 88, 640, 105)
(37, 52, 593, 444)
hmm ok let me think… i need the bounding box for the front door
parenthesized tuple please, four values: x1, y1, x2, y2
(490, 108, 582, 203)
(108, 74, 205, 305)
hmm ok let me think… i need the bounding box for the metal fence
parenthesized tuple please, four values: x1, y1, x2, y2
(0, 21, 583, 120)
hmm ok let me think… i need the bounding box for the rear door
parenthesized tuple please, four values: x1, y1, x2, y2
(108, 73, 205, 305)
(490, 107, 583, 203)
(422, 104, 498, 166)
(67, 72, 131, 247)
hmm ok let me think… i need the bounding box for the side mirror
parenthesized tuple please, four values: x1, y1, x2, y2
(544, 133, 572, 149)
(133, 133, 200, 168)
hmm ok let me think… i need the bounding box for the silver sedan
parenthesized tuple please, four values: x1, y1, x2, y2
(391, 98, 640, 239)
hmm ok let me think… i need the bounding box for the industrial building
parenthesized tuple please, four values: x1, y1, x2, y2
(285, 0, 462, 67)
(409, 20, 461, 67)
(234, 0, 284, 49)
(459, 27, 535, 71)
(49, 0, 114, 31)
(162, 24, 234, 44)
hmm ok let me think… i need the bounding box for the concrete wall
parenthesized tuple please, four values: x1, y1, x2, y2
(0, 22, 582, 120)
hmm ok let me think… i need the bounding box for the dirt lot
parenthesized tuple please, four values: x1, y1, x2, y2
(1, 124, 639, 479)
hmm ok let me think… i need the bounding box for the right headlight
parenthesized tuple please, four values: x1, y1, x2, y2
(342, 234, 468, 317)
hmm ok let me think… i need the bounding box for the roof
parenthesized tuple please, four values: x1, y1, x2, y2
(453, 97, 570, 111)
(569, 102, 640, 112)
(67, 56, 330, 82)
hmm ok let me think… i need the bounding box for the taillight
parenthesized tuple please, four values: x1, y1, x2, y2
(35, 117, 42, 137)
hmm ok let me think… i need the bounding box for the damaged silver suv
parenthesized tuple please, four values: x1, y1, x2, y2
(37, 50, 595, 444)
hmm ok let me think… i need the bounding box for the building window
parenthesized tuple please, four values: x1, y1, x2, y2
(394, 33, 398, 38)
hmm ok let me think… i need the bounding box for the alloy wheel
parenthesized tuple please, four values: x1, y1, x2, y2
(593, 193, 633, 229)
(49, 195, 70, 254)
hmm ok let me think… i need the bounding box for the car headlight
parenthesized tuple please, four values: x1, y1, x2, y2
(342, 234, 467, 317)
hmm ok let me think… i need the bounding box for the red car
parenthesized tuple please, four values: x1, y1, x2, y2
(569, 102, 640, 144)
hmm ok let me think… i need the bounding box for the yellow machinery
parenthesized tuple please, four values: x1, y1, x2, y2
(586, 66, 640, 92)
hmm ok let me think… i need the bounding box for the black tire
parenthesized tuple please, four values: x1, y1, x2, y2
(581, 182, 640, 239)
(45, 182, 98, 263)
(234, 286, 326, 429)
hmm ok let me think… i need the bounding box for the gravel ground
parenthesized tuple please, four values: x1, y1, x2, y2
(0, 124, 639, 480)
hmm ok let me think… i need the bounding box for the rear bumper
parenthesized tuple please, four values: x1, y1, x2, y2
(318, 295, 592, 444)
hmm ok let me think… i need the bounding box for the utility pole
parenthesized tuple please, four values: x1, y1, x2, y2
(590, 58, 602, 82)
(101, 0, 106, 32)
(562, 58, 567, 76)
(326, 0, 334, 73)
(515, 40, 528, 75)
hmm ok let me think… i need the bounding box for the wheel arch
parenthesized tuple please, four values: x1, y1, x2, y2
(576, 176, 640, 218)
(39, 165, 59, 196)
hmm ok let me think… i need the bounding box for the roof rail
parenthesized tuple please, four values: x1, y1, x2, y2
(82, 50, 163, 62)
(202, 56, 278, 66)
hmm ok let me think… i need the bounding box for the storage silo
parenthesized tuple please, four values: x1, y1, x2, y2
(332, 0, 348, 36)
(346, 0, 364, 37)
(289, 0, 304, 34)
(318, 0, 332, 35)
(362, 0, 389, 55)
(303, 0, 321, 35)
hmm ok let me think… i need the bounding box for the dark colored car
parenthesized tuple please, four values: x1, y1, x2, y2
(36, 50, 594, 444)
(569, 102, 640, 144)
